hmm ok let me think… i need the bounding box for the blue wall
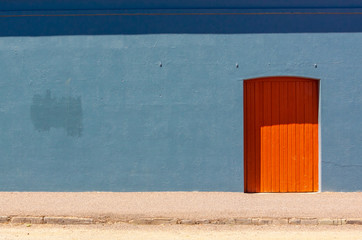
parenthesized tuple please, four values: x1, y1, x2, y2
(0, 3, 361, 191)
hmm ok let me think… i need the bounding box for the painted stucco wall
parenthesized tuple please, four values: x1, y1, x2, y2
(0, 2, 361, 191)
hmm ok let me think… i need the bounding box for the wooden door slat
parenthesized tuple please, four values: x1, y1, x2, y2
(280, 82, 288, 192)
(305, 82, 313, 191)
(288, 82, 297, 192)
(250, 82, 256, 192)
(312, 81, 319, 191)
(263, 82, 272, 192)
(255, 82, 262, 192)
(271, 82, 280, 192)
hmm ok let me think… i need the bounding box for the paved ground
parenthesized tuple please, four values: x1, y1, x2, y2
(0, 224, 361, 240)
(0, 192, 361, 220)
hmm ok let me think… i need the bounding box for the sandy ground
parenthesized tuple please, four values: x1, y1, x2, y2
(0, 192, 361, 220)
(0, 224, 361, 240)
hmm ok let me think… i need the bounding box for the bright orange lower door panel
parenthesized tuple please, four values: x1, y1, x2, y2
(244, 76, 319, 193)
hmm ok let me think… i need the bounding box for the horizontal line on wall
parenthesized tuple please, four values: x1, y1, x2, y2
(2, 12, 362, 18)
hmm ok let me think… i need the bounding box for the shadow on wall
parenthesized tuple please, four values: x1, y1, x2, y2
(2, 0, 362, 36)
(30, 90, 82, 137)
(2, 10, 362, 36)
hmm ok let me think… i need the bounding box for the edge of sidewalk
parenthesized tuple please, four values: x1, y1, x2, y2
(1, 215, 362, 226)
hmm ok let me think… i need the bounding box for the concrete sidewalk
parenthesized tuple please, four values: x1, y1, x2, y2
(0, 192, 361, 225)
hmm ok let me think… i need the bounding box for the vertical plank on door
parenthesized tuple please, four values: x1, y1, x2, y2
(305, 82, 313, 191)
(312, 81, 319, 191)
(245, 82, 253, 192)
(287, 81, 296, 192)
(295, 82, 302, 192)
(298, 82, 306, 191)
(271, 81, 280, 192)
(280, 82, 288, 192)
(249, 82, 256, 192)
(263, 82, 272, 192)
(255, 82, 262, 192)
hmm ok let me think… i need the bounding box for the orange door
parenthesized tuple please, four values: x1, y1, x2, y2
(244, 76, 319, 193)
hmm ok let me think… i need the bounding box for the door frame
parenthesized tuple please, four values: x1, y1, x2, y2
(242, 76, 321, 193)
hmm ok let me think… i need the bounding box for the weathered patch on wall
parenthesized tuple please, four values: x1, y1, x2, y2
(30, 90, 82, 137)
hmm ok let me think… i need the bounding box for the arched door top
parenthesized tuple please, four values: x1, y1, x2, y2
(244, 76, 319, 83)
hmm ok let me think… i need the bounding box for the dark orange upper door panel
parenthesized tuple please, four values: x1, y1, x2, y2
(244, 76, 319, 193)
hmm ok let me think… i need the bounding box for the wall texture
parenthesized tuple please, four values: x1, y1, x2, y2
(0, 1, 361, 191)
